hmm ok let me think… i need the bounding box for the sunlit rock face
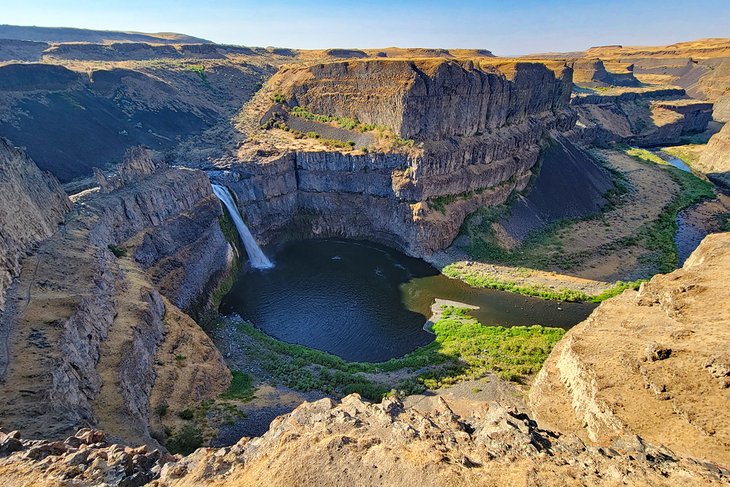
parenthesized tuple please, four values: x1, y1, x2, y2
(220, 60, 578, 256)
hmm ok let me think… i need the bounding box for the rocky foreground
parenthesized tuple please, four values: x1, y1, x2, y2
(1, 234, 728, 486)
(0, 395, 725, 486)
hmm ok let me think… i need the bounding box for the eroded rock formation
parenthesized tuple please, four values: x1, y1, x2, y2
(2, 395, 724, 486)
(0, 146, 232, 446)
(570, 88, 713, 146)
(530, 232, 730, 467)
(0, 137, 70, 311)
(697, 121, 730, 188)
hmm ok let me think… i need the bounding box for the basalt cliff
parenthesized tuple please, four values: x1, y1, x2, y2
(217, 59, 581, 257)
(0, 145, 233, 448)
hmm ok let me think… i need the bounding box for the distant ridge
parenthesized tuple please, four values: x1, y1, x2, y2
(0, 24, 212, 44)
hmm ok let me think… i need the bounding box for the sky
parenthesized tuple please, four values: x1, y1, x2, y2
(3, 0, 730, 56)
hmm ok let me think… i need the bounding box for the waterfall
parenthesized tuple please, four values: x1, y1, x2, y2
(211, 184, 274, 269)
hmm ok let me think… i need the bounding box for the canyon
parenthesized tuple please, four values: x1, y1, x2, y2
(0, 25, 728, 486)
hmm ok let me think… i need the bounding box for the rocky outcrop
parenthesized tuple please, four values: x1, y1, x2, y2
(0, 428, 174, 486)
(1, 396, 725, 486)
(697, 122, 730, 188)
(0, 138, 70, 311)
(0, 160, 231, 446)
(572, 59, 641, 87)
(530, 232, 730, 467)
(571, 88, 713, 146)
(158, 396, 726, 486)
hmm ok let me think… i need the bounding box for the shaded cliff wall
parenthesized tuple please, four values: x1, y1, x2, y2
(0, 162, 231, 446)
(0, 137, 70, 311)
(571, 89, 713, 146)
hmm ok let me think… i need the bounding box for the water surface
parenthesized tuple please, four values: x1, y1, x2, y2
(220, 239, 596, 362)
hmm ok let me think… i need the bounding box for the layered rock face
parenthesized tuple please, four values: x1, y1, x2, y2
(0, 150, 232, 446)
(572, 59, 641, 87)
(223, 60, 576, 256)
(530, 232, 730, 467)
(697, 122, 730, 188)
(273, 59, 573, 140)
(0, 137, 70, 311)
(571, 88, 713, 146)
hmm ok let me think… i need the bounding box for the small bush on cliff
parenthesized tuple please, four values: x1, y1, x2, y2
(177, 409, 194, 420)
(154, 403, 169, 417)
(270, 92, 287, 104)
(166, 425, 203, 455)
(107, 244, 126, 257)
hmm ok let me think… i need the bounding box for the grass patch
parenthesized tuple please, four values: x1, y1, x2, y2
(220, 371, 256, 401)
(624, 147, 667, 165)
(662, 145, 703, 166)
(442, 264, 644, 303)
(228, 304, 563, 399)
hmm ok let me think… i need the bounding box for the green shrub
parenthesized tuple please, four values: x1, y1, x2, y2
(154, 403, 169, 417)
(270, 93, 287, 104)
(107, 244, 127, 257)
(166, 425, 203, 455)
(177, 409, 194, 420)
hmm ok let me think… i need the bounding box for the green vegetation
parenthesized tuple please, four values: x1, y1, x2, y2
(220, 371, 256, 401)
(269, 121, 358, 150)
(441, 265, 644, 303)
(639, 166, 715, 272)
(177, 408, 194, 420)
(621, 145, 716, 272)
(166, 424, 203, 455)
(624, 147, 666, 165)
(270, 92, 287, 104)
(154, 402, 169, 417)
(461, 146, 714, 281)
(290, 106, 363, 132)
(107, 244, 127, 257)
(188, 64, 207, 81)
(662, 145, 703, 166)
(278, 105, 415, 150)
(228, 305, 563, 400)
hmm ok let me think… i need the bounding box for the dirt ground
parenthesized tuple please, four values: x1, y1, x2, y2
(436, 149, 728, 296)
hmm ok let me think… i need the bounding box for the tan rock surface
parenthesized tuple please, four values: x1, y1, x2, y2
(530, 232, 730, 467)
(698, 121, 730, 187)
(150, 395, 725, 486)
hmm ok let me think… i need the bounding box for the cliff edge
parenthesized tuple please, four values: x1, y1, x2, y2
(530, 232, 730, 467)
(0, 138, 70, 311)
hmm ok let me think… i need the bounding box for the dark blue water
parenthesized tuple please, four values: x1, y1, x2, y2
(220, 239, 596, 362)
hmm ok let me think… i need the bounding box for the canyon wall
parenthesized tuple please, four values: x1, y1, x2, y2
(220, 60, 578, 257)
(697, 121, 730, 188)
(0, 149, 232, 446)
(570, 88, 713, 146)
(530, 232, 730, 467)
(271, 59, 572, 140)
(0, 137, 70, 311)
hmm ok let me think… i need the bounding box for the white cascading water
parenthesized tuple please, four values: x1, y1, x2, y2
(211, 184, 274, 269)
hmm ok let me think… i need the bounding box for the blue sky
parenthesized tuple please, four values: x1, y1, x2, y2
(3, 0, 730, 55)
